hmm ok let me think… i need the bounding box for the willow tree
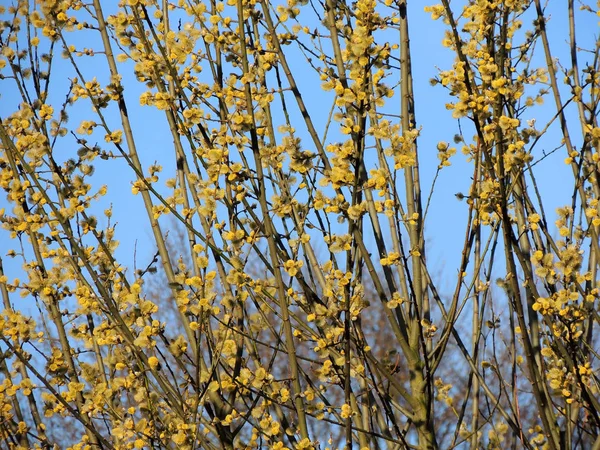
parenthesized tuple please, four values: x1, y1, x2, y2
(0, 0, 599, 449)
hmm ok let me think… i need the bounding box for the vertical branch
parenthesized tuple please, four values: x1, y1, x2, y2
(235, 0, 309, 440)
(398, 2, 435, 448)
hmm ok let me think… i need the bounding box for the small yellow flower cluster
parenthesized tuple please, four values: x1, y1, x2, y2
(487, 422, 509, 448)
(474, 178, 501, 225)
(0, 310, 37, 343)
(434, 377, 454, 407)
(72, 78, 106, 104)
(585, 198, 600, 227)
(104, 130, 123, 144)
(368, 122, 419, 170)
(436, 141, 456, 168)
(324, 233, 352, 253)
(323, 141, 356, 188)
(531, 250, 556, 283)
(283, 259, 304, 276)
(380, 251, 400, 266)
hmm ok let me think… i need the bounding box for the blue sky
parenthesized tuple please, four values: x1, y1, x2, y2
(0, 1, 596, 290)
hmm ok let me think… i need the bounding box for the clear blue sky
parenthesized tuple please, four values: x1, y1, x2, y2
(0, 1, 595, 289)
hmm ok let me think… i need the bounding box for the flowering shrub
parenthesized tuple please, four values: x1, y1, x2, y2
(0, 0, 599, 448)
